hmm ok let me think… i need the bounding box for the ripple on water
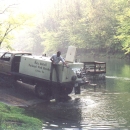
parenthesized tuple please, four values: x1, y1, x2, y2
(35, 89, 130, 130)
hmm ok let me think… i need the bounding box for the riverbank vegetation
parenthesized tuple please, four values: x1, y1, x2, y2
(0, 103, 42, 130)
(28, 0, 130, 58)
(0, 0, 130, 57)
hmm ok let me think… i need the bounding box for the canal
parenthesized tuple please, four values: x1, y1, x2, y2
(27, 57, 130, 130)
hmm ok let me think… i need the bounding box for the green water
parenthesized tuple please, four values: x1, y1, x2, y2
(29, 58, 130, 130)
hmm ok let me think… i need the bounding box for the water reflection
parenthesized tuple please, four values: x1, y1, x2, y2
(106, 76, 130, 81)
(25, 77, 129, 129)
(26, 58, 130, 130)
(28, 98, 83, 129)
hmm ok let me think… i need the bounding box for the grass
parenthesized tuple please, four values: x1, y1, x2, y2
(0, 103, 42, 130)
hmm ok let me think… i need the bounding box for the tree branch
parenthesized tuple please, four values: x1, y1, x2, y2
(0, 4, 17, 14)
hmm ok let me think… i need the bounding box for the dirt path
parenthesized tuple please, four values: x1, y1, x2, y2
(0, 81, 44, 106)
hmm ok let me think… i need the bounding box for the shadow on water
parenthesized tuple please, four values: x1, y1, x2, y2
(26, 97, 83, 130)
(24, 79, 115, 130)
(24, 77, 130, 130)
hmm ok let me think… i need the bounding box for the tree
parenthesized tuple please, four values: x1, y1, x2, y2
(0, 2, 33, 50)
(35, 0, 129, 56)
(115, 0, 130, 54)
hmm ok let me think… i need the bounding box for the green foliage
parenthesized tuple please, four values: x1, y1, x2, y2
(0, 103, 42, 130)
(2, 0, 128, 55)
(38, 0, 122, 54)
(36, 0, 130, 53)
(115, 0, 130, 54)
(0, 2, 34, 49)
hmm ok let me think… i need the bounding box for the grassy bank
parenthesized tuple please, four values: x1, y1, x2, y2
(0, 103, 42, 130)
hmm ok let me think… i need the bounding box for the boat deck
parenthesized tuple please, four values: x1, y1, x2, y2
(82, 61, 106, 76)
